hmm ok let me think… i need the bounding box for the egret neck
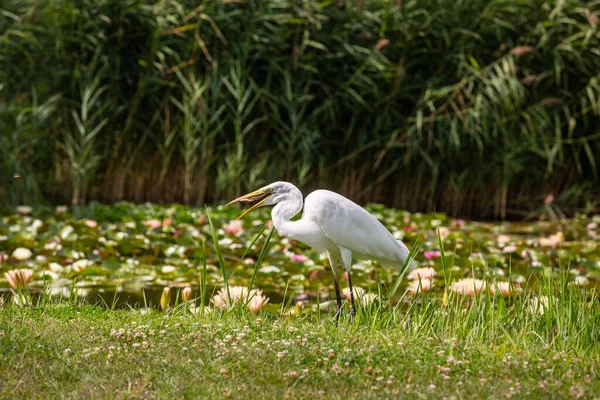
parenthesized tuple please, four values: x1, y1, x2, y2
(270, 193, 304, 239)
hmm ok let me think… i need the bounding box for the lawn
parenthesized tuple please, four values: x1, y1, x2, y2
(1, 303, 599, 399)
(1, 203, 599, 398)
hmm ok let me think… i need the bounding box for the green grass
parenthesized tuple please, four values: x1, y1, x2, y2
(1, 295, 599, 399)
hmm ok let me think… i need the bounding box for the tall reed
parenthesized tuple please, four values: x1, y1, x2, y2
(1, 0, 599, 218)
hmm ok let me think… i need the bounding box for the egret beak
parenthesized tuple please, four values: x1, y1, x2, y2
(226, 189, 273, 220)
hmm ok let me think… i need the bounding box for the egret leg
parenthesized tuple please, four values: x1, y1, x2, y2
(340, 248, 357, 319)
(326, 252, 342, 322)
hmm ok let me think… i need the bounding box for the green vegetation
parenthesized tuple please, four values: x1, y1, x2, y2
(1, 203, 599, 303)
(2, 205, 599, 397)
(1, 291, 599, 398)
(2, 0, 600, 218)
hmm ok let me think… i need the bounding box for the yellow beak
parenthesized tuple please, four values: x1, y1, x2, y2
(226, 189, 273, 220)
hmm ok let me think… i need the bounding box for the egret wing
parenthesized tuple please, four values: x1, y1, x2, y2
(303, 190, 409, 264)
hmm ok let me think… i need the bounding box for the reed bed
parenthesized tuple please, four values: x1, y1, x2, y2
(1, 0, 599, 218)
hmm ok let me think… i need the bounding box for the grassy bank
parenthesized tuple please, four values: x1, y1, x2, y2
(1, 302, 599, 399)
(2, 0, 600, 218)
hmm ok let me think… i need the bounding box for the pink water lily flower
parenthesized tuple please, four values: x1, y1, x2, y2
(538, 232, 564, 248)
(223, 220, 243, 236)
(490, 281, 518, 297)
(449, 278, 487, 295)
(407, 267, 437, 281)
(407, 278, 432, 294)
(85, 219, 98, 229)
(291, 254, 308, 263)
(424, 250, 441, 260)
(502, 245, 517, 253)
(144, 219, 162, 230)
(5, 269, 34, 290)
(211, 286, 269, 311)
(248, 294, 269, 312)
(497, 235, 511, 245)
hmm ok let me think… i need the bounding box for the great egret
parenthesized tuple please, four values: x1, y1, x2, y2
(227, 181, 412, 320)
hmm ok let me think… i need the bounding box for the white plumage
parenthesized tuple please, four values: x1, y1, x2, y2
(303, 189, 411, 268)
(228, 181, 412, 319)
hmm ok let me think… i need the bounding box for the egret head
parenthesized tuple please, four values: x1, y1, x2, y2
(227, 181, 298, 220)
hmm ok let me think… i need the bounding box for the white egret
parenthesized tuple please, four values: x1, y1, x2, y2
(227, 181, 413, 320)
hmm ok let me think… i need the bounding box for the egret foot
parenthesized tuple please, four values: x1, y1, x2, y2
(347, 269, 357, 320)
(349, 304, 357, 320)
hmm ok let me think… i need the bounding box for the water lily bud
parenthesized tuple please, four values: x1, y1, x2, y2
(5, 269, 34, 289)
(160, 287, 171, 311)
(182, 287, 192, 302)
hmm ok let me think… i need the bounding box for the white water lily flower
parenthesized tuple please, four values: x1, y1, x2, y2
(44, 242, 59, 251)
(573, 276, 589, 286)
(56, 206, 68, 215)
(342, 287, 378, 306)
(27, 219, 43, 232)
(164, 246, 178, 257)
(60, 226, 74, 239)
(41, 270, 59, 280)
(17, 206, 32, 215)
(259, 266, 281, 274)
(12, 248, 32, 261)
(49, 262, 64, 272)
(72, 259, 91, 272)
(218, 238, 233, 247)
(161, 265, 176, 273)
(115, 232, 128, 240)
(528, 296, 555, 315)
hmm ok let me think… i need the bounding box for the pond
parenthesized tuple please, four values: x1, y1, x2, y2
(1, 202, 599, 311)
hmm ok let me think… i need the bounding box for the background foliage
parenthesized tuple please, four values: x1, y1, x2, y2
(1, 0, 599, 218)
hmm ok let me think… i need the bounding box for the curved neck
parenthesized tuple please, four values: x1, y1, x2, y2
(271, 192, 304, 239)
